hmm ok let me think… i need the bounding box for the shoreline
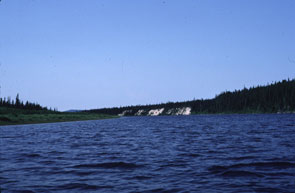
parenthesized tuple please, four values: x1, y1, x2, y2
(1, 111, 294, 126)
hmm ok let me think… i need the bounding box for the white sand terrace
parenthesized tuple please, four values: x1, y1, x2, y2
(148, 108, 164, 116)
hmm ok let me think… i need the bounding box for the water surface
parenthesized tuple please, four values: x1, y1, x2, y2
(1, 114, 295, 192)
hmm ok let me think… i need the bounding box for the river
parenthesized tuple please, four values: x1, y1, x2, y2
(1, 114, 295, 192)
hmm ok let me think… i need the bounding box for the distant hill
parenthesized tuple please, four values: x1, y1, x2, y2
(64, 109, 83, 113)
(87, 78, 295, 116)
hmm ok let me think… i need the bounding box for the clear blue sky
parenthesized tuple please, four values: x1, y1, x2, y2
(0, 0, 294, 111)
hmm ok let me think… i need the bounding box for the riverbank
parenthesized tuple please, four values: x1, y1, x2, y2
(0, 108, 117, 126)
(87, 79, 295, 116)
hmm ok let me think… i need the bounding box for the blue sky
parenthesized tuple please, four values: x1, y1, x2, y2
(0, 0, 294, 111)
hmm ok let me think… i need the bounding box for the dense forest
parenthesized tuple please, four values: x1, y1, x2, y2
(0, 94, 49, 111)
(87, 78, 295, 115)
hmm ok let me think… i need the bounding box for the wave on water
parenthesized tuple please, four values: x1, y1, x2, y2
(209, 161, 295, 172)
(72, 161, 142, 169)
(20, 153, 42, 158)
(209, 161, 295, 178)
(220, 170, 264, 178)
(54, 183, 113, 191)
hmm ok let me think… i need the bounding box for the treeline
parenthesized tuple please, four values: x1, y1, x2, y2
(0, 94, 49, 111)
(191, 79, 295, 113)
(87, 78, 295, 115)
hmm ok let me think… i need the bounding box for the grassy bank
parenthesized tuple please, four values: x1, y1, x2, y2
(0, 107, 117, 126)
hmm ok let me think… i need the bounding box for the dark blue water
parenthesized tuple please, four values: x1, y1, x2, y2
(1, 114, 295, 193)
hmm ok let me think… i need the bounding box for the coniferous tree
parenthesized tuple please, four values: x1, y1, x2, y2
(15, 93, 20, 107)
(0, 94, 49, 111)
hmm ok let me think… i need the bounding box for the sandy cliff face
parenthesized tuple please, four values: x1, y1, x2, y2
(148, 108, 165, 116)
(176, 107, 191, 115)
(135, 109, 145, 116)
(118, 110, 132, 116)
(118, 107, 191, 116)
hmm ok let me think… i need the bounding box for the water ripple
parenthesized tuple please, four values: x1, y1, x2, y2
(1, 114, 295, 192)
